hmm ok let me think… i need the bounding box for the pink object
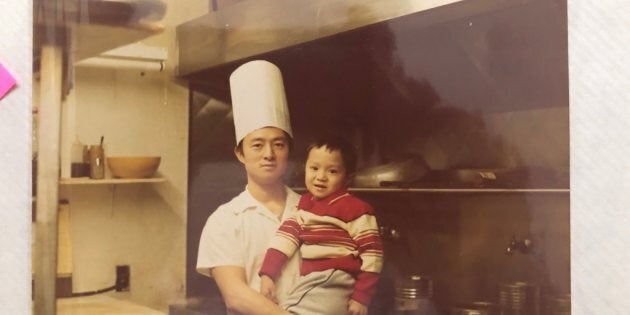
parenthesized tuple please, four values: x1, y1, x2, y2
(0, 63, 17, 100)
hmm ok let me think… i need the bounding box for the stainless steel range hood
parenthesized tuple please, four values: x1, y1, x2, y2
(176, 0, 567, 114)
(176, 0, 534, 76)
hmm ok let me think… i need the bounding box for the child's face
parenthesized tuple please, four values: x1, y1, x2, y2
(304, 145, 348, 199)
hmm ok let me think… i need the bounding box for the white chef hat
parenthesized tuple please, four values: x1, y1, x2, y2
(229, 60, 293, 145)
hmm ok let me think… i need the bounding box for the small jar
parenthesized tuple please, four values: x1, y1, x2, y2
(71, 141, 89, 177)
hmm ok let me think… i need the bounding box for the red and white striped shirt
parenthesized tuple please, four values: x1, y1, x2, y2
(259, 189, 384, 305)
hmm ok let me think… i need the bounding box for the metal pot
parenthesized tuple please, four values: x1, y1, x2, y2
(451, 302, 505, 315)
(395, 275, 433, 299)
(393, 275, 437, 314)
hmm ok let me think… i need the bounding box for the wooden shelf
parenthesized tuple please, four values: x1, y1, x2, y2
(59, 177, 166, 185)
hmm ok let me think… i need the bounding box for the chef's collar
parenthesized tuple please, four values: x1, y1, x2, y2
(230, 186, 298, 220)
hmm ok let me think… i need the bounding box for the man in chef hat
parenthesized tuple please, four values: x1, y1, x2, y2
(197, 60, 299, 315)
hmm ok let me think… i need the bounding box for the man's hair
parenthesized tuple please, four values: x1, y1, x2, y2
(307, 133, 358, 175)
(235, 130, 293, 155)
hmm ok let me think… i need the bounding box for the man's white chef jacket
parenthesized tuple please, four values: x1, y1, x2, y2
(197, 186, 301, 306)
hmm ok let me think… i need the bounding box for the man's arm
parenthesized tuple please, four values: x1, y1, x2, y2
(211, 266, 289, 315)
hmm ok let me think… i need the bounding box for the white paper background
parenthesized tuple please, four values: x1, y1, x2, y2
(1, 0, 629, 314)
(569, 0, 630, 313)
(0, 0, 32, 314)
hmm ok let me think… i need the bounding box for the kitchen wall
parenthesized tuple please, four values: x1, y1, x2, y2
(56, 0, 209, 312)
(358, 106, 570, 312)
(364, 192, 569, 312)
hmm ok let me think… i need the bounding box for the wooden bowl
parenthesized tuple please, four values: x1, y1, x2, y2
(107, 156, 161, 178)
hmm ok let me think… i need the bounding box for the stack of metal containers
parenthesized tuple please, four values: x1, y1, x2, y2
(393, 275, 438, 315)
(497, 281, 541, 315)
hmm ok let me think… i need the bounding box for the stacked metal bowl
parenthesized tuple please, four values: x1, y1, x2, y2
(497, 281, 541, 315)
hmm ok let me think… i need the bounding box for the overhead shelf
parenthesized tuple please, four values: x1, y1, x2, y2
(59, 177, 166, 185)
(34, 0, 166, 63)
(72, 21, 165, 62)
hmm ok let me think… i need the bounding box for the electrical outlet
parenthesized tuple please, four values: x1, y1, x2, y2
(115, 265, 130, 292)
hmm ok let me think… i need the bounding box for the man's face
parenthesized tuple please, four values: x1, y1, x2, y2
(235, 127, 290, 186)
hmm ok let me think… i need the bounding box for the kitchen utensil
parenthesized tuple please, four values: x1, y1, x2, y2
(107, 156, 161, 178)
(88, 145, 105, 179)
(498, 281, 540, 315)
(353, 156, 429, 188)
(451, 301, 505, 315)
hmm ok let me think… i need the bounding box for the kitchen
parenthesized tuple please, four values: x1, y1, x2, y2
(30, 0, 572, 314)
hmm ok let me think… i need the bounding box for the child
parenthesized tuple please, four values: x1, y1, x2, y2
(259, 134, 384, 315)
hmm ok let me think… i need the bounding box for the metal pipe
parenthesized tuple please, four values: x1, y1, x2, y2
(75, 56, 165, 71)
(34, 44, 63, 315)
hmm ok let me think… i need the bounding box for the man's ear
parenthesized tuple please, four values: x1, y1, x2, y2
(234, 146, 245, 164)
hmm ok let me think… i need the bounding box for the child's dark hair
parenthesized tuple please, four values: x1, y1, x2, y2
(307, 134, 358, 175)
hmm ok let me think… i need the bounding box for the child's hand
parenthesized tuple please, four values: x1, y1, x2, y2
(259, 274, 278, 303)
(348, 299, 368, 315)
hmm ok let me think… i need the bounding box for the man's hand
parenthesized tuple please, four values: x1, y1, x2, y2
(211, 266, 289, 314)
(260, 274, 278, 304)
(348, 299, 368, 315)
